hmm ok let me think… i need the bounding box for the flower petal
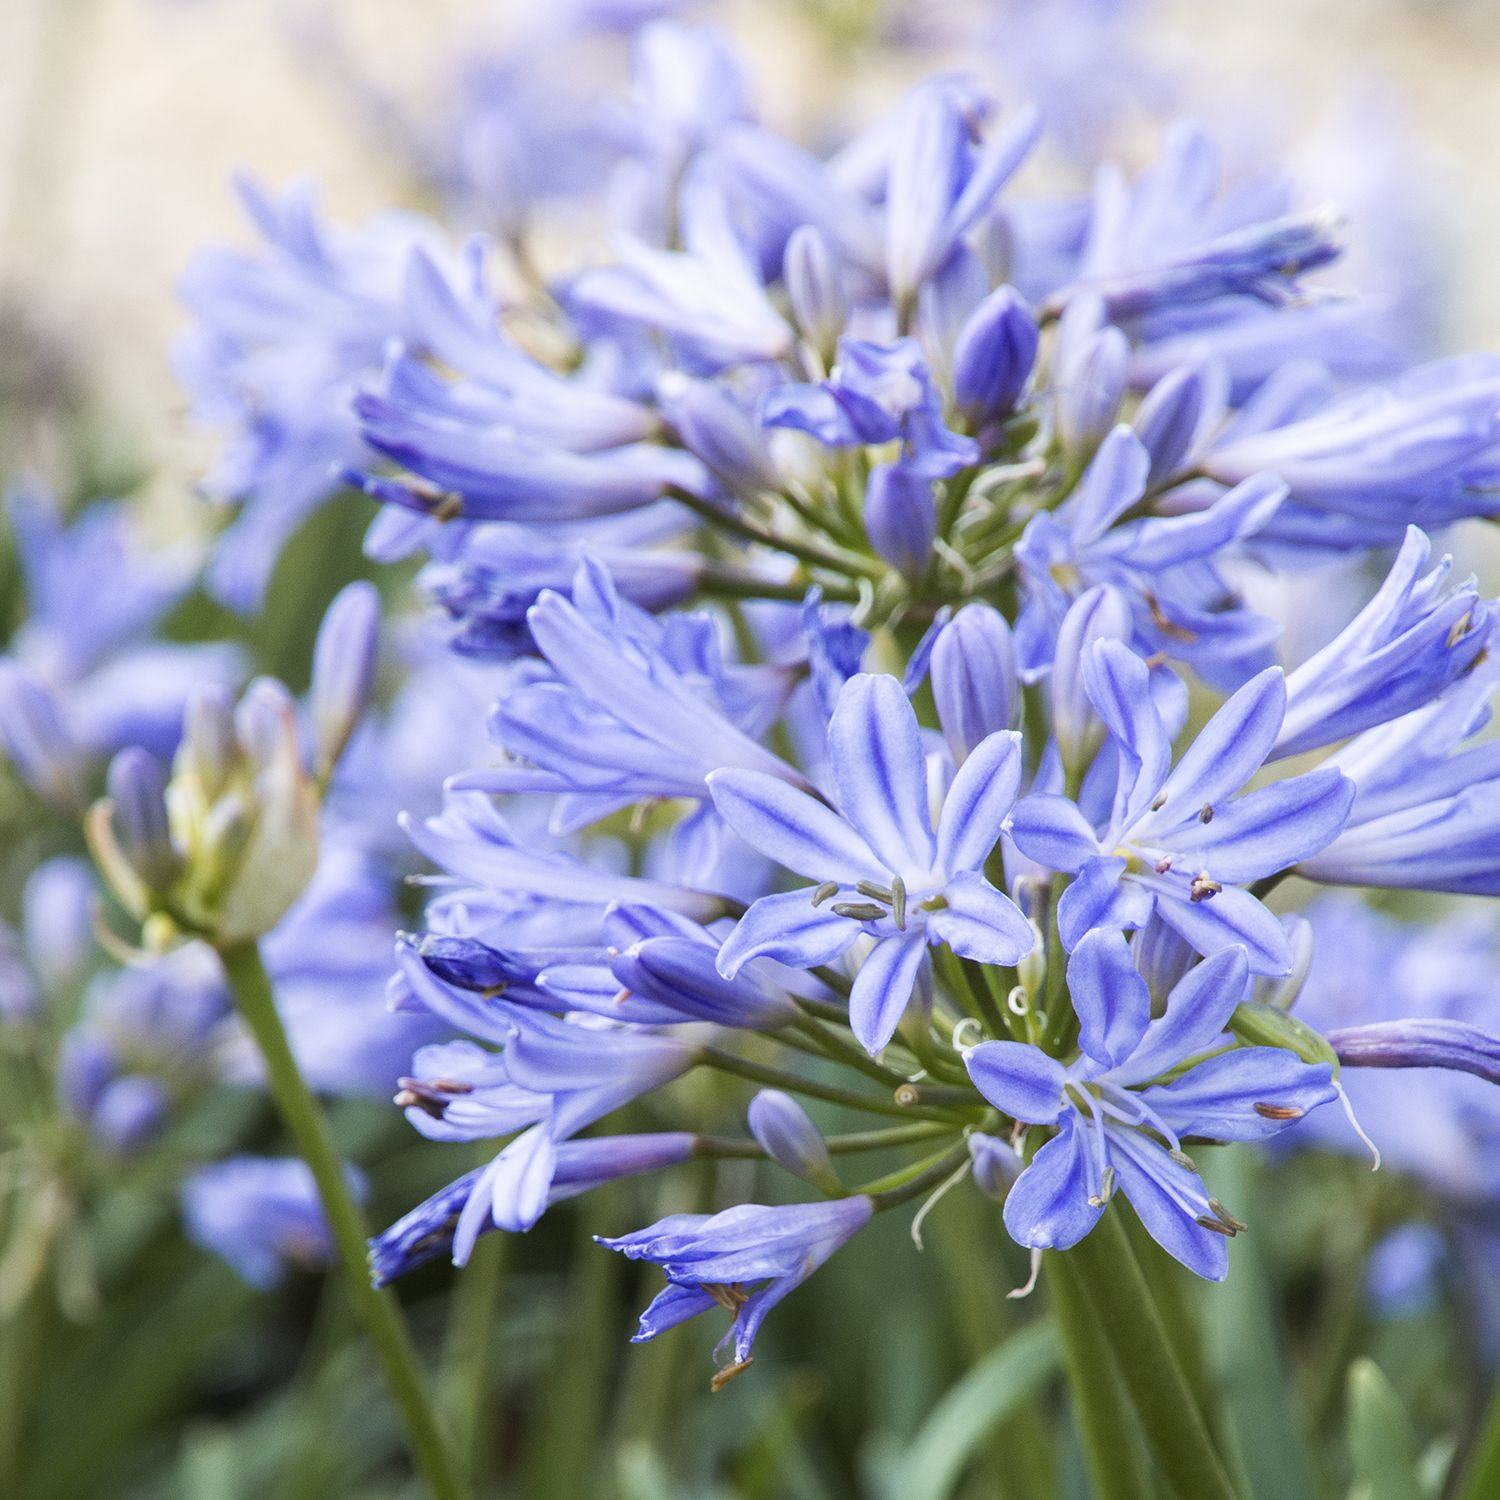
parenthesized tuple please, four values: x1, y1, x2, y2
(929, 870, 1034, 965)
(1007, 793, 1100, 874)
(1083, 640, 1172, 834)
(708, 768, 887, 884)
(716, 890, 859, 977)
(1107, 1129, 1228, 1280)
(849, 933, 928, 1053)
(1142, 877, 1291, 978)
(964, 1040, 1068, 1123)
(1056, 857, 1156, 949)
(1068, 928, 1151, 1069)
(828, 673, 936, 872)
(1113, 944, 1251, 1085)
(1140, 667, 1286, 833)
(936, 729, 1022, 873)
(1139, 1049, 1336, 1141)
(1001, 1117, 1104, 1251)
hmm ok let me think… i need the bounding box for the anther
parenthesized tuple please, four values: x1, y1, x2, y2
(810, 881, 840, 907)
(890, 875, 907, 931)
(856, 880, 894, 903)
(1199, 803, 1214, 824)
(710, 1357, 753, 1393)
(1155, 857, 1173, 874)
(1086, 1165, 1116, 1208)
(1208, 1198, 1248, 1234)
(1194, 1215, 1236, 1237)
(1253, 1101, 1303, 1121)
(832, 901, 888, 921)
(1189, 873, 1222, 903)
(1168, 1148, 1197, 1171)
(1151, 792, 1168, 812)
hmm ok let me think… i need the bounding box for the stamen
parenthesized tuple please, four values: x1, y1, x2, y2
(1194, 1215, 1236, 1237)
(1189, 873, 1222, 903)
(1007, 985, 1029, 1017)
(710, 1357, 753, 1393)
(1008, 1248, 1044, 1301)
(1155, 857, 1173, 874)
(890, 876, 907, 931)
(911, 1158, 974, 1250)
(952, 1017, 983, 1050)
(1253, 1101, 1303, 1121)
(1199, 803, 1214, 824)
(894, 1084, 921, 1107)
(1168, 1148, 1198, 1171)
(1335, 1080, 1382, 1170)
(810, 881, 840, 907)
(831, 901, 888, 921)
(1208, 1198, 1248, 1234)
(856, 880, 895, 903)
(704, 1282, 750, 1312)
(1087, 1165, 1116, 1208)
(1151, 793, 1168, 812)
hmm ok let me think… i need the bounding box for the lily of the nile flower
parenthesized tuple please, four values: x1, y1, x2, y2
(454, 559, 800, 829)
(175, 177, 470, 609)
(709, 673, 1033, 1053)
(1009, 639, 1355, 974)
(369, 1131, 700, 1282)
(5, 484, 241, 761)
(883, 84, 1042, 316)
(597, 1197, 874, 1387)
(904, 602, 1019, 765)
(964, 932, 1337, 1278)
(1013, 424, 1287, 691)
(182, 1155, 362, 1289)
(1271, 526, 1492, 758)
(1204, 354, 1500, 540)
(761, 336, 979, 480)
(1298, 656, 1500, 896)
(567, 164, 793, 370)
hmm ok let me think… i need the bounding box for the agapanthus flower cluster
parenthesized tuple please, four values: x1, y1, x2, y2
(128, 18, 1481, 1391)
(3, 3, 1494, 1418)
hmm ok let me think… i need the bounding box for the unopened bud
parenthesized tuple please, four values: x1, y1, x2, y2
(311, 581, 381, 780)
(658, 373, 780, 496)
(953, 285, 1038, 427)
(748, 1089, 839, 1192)
(864, 462, 935, 578)
(930, 604, 1018, 764)
(784, 225, 847, 363)
(106, 747, 180, 894)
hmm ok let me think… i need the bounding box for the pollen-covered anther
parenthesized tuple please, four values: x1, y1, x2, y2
(890, 875, 907, 931)
(1199, 803, 1214, 823)
(1155, 857, 1173, 874)
(1189, 872, 1222, 903)
(1087, 1165, 1117, 1208)
(1208, 1198, 1248, 1234)
(1168, 1148, 1197, 1171)
(810, 881, 840, 907)
(710, 1357, 754, 1393)
(855, 880, 894, 903)
(1194, 1215, 1237, 1237)
(831, 900, 888, 921)
(1253, 1101, 1304, 1121)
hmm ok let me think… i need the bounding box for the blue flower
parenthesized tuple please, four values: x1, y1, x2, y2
(1272, 526, 1492, 758)
(1014, 424, 1286, 690)
(760, 337, 978, 479)
(710, 673, 1033, 1052)
(964, 932, 1336, 1278)
(597, 1196, 874, 1380)
(1009, 639, 1354, 974)
(182, 1155, 365, 1289)
(1298, 659, 1500, 896)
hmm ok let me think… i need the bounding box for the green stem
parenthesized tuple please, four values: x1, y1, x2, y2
(698, 1047, 972, 1122)
(442, 1222, 505, 1488)
(1045, 1251, 1154, 1500)
(1458, 1378, 1500, 1500)
(1066, 1209, 1240, 1500)
(218, 941, 468, 1500)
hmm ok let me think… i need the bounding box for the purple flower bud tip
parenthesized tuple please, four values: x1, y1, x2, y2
(748, 1089, 836, 1188)
(953, 285, 1038, 427)
(106, 746, 179, 892)
(311, 580, 381, 778)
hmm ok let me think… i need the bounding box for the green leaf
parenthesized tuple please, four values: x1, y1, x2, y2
(884, 1319, 1060, 1500)
(1347, 1358, 1424, 1500)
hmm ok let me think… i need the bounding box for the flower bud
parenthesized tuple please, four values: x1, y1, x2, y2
(1056, 296, 1127, 463)
(311, 581, 381, 781)
(748, 1089, 839, 1192)
(611, 937, 800, 1030)
(179, 681, 237, 801)
(953, 286, 1038, 427)
(1132, 358, 1224, 489)
(106, 747, 180, 894)
(90, 1075, 169, 1155)
(0, 661, 84, 811)
(864, 462, 936, 578)
(1052, 586, 1132, 774)
(658, 373, 780, 495)
(968, 1131, 1024, 1200)
(930, 604, 1018, 763)
(784, 225, 847, 363)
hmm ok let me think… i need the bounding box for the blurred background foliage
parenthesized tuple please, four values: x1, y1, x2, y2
(2, 1, 1500, 1497)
